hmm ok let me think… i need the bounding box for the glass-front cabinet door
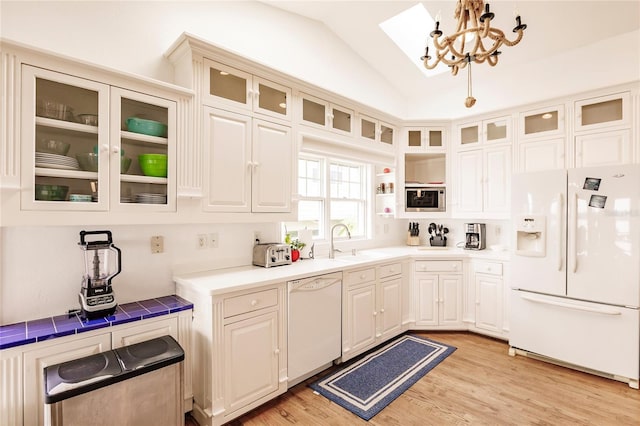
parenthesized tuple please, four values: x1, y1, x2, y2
(518, 105, 565, 140)
(405, 127, 445, 151)
(20, 65, 176, 212)
(204, 59, 291, 120)
(300, 93, 353, 135)
(21, 65, 109, 211)
(111, 88, 176, 211)
(574, 92, 630, 132)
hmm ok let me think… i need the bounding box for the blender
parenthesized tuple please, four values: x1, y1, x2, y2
(78, 230, 121, 319)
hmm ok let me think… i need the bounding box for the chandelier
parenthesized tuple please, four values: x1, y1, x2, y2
(421, 0, 527, 108)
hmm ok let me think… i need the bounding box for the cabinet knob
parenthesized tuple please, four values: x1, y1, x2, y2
(274, 348, 280, 355)
(112, 146, 121, 154)
(100, 144, 109, 153)
(373, 311, 378, 316)
(360, 274, 366, 280)
(380, 308, 385, 313)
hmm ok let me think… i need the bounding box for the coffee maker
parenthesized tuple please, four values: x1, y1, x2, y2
(78, 230, 121, 319)
(464, 223, 486, 250)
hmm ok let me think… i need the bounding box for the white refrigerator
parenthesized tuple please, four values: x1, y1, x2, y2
(510, 164, 640, 388)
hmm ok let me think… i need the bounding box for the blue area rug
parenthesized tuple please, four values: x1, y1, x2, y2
(309, 334, 456, 420)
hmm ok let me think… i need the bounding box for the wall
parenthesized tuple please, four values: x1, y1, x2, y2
(0, 0, 406, 118)
(0, 222, 282, 323)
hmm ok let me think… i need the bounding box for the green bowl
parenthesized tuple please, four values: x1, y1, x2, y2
(35, 184, 69, 201)
(126, 117, 167, 137)
(76, 153, 99, 172)
(138, 154, 167, 177)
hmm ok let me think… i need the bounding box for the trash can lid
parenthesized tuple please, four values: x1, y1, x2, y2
(44, 335, 184, 404)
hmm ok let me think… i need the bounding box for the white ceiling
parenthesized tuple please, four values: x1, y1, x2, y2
(263, 1, 640, 119)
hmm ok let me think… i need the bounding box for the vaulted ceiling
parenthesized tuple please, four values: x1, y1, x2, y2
(265, 1, 640, 119)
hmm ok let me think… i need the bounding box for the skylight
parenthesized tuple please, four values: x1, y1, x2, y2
(379, 3, 447, 77)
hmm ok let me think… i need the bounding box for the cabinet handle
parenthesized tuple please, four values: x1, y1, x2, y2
(100, 144, 109, 153)
(250, 299, 258, 306)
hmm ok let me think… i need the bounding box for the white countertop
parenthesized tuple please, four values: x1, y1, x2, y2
(173, 245, 510, 296)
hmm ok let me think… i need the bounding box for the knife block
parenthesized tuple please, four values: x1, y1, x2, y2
(406, 232, 420, 246)
(430, 236, 447, 247)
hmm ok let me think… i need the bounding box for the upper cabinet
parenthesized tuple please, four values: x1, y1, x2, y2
(457, 116, 511, 148)
(518, 105, 565, 140)
(19, 65, 179, 216)
(359, 114, 395, 150)
(300, 92, 353, 136)
(403, 127, 446, 152)
(203, 59, 291, 121)
(574, 92, 630, 133)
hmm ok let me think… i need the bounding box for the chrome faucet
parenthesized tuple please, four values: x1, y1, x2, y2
(329, 223, 351, 259)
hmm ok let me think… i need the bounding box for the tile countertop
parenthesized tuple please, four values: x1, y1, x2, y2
(0, 295, 193, 350)
(174, 245, 510, 296)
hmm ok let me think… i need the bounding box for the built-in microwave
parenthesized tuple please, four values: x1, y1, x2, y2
(405, 186, 446, 212)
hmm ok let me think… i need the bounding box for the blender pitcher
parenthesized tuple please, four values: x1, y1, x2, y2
(78, 230, 121, 319)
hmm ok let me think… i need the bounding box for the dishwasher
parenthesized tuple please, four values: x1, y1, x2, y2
(287, 272, 342, 386)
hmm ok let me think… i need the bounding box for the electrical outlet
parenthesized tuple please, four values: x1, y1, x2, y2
(254, 231, 261, 244)
(197, 234, 207, 249)
(151, 236, 164, 254)
(209, 233, 219, 248)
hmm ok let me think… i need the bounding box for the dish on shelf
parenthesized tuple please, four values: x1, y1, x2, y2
(37, 139, 70, 155)
(135, 193, 167, 204)
(76, 113, 98, 126)
(35, 152, 80, 170)
(126, 117, 167, 137)
(35, 184, 69, 201)
(37, 99, 74, 122)
(138, 153, 167, 177)
(121, 156, 132, 173)
(69, 194, 93, 202)
(76, 153, 99, 172)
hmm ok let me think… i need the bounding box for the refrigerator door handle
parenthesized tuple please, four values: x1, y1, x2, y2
(520, 293, 623, 316)
(571, 192, 578, 273)
(557, 193, 563, 272)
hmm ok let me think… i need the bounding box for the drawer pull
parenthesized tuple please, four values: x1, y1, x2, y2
(360, 274, 366, 280)
(251, 300, 258, 306)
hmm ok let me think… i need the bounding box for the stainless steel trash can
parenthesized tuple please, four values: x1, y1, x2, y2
(44, 335, 184, 426)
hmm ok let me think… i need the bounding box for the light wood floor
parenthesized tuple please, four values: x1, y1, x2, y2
(188, 332, 640, 425)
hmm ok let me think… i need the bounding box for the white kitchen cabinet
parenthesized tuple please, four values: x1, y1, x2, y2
(20, 65, 179, 215)
(574, 92, 630, 132)
(403, 126, 446, 152)
(224, 311, 279, 415)
(518, 105, 565, 140)
(457, 116, 511, 148)
(177, 284, 287, 426)
(342, 262, 403, 362)
(574, 129, 632, 167)
(456, 145, 511, 216)
(517, 138, 565, 172)
(359, 114, 395, 150)
(473, 261, 504, 335)
(300, 92, 353, 135)
(203, 59, 291, 121)
(202, 107, 293, 213)
(414, 261, 464, 329)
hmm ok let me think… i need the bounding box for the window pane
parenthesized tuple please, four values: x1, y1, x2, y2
(330, 200, 364, 237)
(299, 158, 322, 197)
(283, 200, 323, 239)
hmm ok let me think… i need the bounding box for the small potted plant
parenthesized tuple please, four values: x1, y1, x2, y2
(285, 234, 306, 262)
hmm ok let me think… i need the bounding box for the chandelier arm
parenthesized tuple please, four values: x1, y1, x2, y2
(500, 30, 525, 47)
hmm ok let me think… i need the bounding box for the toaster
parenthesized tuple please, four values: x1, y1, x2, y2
(252, 243, 292, 267)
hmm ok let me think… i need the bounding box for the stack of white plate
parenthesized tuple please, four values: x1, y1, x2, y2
(35, 152, 80, 170)
(135, 193, 166, 204)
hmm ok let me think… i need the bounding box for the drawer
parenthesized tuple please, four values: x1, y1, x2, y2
(378, 262, 402, 279)
(224, 288, 278, 318)
(415, 260, 462, 273)
(475, 261, 503, 276)
(344, 267, 376, 286)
